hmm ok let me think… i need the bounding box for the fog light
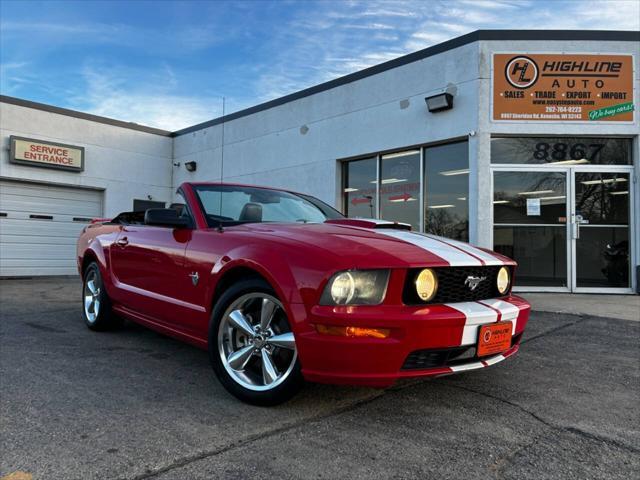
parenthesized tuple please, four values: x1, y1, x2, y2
(497, 266, 510, 295)
(415, 268, 438, 301)
(316, 324, 390, 339)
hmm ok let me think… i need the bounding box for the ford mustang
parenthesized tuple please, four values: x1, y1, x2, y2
(77, 182, 530, 405)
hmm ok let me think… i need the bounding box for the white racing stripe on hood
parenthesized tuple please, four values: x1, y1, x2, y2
(425, 234, 505, 266)
(375, 229, 482, 266)
(445, 301, 498, 345)
(358, 218, 405, 225)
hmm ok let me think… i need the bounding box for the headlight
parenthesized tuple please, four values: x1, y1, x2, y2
(320, 270, 390, 305)
(415, 268, 438, 302)
(496, 266, 510, 294)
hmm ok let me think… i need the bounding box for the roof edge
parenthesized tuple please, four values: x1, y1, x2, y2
(172, 29, 640, 137)
(0, 95, 172, 137)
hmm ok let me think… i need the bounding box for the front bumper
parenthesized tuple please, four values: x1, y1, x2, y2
(292, 295, 530, 387)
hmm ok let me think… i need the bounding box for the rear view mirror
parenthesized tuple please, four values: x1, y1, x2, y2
(144, 208, 190, 228)
(250, 192, 281, 204)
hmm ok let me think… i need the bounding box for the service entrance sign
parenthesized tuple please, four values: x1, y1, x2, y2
(492, 54, 634, 122)
(10, 136, 84, 172)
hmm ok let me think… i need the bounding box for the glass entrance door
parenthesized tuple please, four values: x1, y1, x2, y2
(572, 171, 633, 292)
(493, 167, 635, 293)
(493, 169, 570, 290)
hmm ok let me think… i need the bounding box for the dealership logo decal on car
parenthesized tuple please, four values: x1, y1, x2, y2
(464, 275, 486, 291)
(483, 329, 492, 343)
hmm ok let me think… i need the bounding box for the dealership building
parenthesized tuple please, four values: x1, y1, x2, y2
(1, 30, 638, 294)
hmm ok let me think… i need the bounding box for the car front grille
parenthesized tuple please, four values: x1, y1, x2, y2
(401, 333, 523, 370)
(403, 266, 511, 305)
(401, 345, 476, 370)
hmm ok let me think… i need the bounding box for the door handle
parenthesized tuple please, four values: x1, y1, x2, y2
(116, 237, 129, 247)
(571, 220, 580, 240)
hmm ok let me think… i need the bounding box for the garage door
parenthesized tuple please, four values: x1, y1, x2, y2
(0, 180, 103, 276)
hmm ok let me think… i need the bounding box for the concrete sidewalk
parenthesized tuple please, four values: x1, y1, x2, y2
(521, 293, 640, 322)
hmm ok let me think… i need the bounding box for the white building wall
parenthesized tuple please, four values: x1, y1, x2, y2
(0, 102, 173, 217)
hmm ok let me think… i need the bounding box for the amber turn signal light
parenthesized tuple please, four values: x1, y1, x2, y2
(316, 324, 390, 339)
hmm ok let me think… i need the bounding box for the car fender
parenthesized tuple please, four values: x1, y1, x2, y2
(208, 243, 303, 308)
(78, 228, 120, 296)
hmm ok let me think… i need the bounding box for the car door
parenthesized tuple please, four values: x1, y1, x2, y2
(109, 198, 196, 326)
(110, 223, 192, 323)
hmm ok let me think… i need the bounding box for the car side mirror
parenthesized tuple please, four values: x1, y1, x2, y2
(144, 208, 190, 228)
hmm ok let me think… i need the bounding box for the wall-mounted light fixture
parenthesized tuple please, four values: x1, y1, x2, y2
(185, 161, 197, 172)
(425, 92, 454, 113)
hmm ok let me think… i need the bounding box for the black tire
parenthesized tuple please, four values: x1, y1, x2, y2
(82, 262, 121, 331)
(209, 277, 304, 406)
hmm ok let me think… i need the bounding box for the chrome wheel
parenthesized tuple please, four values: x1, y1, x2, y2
(218, 292, 297, 392)
(83, 270, 101, 324)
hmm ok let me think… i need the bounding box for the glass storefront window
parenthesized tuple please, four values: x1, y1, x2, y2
(343, 157, 377, 218)
(379, 150, 420, 230)
(424, 142, 469, 241)
(341, 141, 469, 240)
(491, 137, 631, 165)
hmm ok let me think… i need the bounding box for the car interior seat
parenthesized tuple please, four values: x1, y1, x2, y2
(169, 203, 188, 219)
(239, 202, 263, 222)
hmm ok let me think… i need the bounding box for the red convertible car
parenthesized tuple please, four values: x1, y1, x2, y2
(77, 182, 530, 405)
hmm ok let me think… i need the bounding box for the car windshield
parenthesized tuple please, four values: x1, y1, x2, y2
(193, 185, 344, 226)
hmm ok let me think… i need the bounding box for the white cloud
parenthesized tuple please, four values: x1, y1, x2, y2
(69, 65, 223, 130)
(0, 62, 40, 96)
(88, 94, 219, 131)
(251, 0, 639, 104)
(0, 19, 222, 53)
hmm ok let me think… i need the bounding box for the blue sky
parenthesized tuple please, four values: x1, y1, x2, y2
(1, 0, 638, 130)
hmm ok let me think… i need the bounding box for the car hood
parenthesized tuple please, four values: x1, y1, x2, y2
(243, 219, 513, 269)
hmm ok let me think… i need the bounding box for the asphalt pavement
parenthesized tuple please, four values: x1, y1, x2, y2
(1, 278, 638, 480)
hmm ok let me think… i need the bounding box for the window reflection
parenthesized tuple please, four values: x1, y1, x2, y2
(491, 137, 631, 165)
(575, 172, 630, 288)
(575, 173, 629, 225)
(425, 142, 469, 241)
(341, 141, 470, 241)
(494, 226, 567, 287)
(494, 171, 567, 225)
(379, 150, 420, 230)
(343, 157, 376, 218)
(577, 227, 629, 288)
(493, 171, 568, 287)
